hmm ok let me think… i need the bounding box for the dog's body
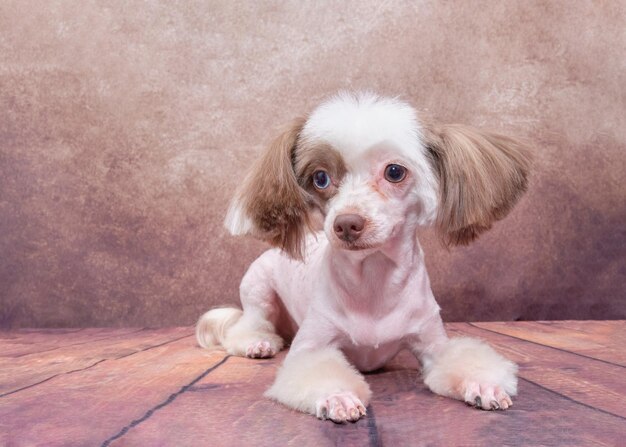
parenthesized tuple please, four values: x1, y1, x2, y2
(228, 231, 441, 373)
(197, 92, 529, 422)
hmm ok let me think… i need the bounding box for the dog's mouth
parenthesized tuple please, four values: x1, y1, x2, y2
(333, 237, 379, 251)
(342, 241, 374, 251)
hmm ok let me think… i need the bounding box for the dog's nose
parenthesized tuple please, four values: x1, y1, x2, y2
(333, 214, 365, 242)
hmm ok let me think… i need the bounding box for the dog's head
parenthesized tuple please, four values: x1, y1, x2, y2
(225, 92, 531, 259)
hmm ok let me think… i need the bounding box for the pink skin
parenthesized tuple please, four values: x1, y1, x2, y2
(251, 229, 447, 371)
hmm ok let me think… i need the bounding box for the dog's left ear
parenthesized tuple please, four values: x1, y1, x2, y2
(422, 122, 532, 246)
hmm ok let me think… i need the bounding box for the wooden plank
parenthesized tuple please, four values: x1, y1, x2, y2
(473, 321, 626, 365)
(111, 342, 626, 447)
(0, 327, 194, 396)
(1, 322, 625, 446)
(542, 320, 626, 340)
(0, 328, 82, 339)
(368, 357, 626, 447)
(448, 323, 626, 419)
(107, 337, 626, 447)
(0, 328, 144, 357)
(0, 337, 226, 447)
(106, 352, 375, 447)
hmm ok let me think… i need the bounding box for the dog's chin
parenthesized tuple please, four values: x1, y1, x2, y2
(341, 242, 375, 251)
(329, 237, 384, 253)
(325, 228, 394, 253)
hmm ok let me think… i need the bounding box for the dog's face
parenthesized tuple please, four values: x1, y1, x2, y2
(294, 94, 438, 251)
(226, 92, 531, 258)
(300, 146, 421, 251)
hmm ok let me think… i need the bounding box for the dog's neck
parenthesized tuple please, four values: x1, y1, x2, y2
(325, 224, 423, 312)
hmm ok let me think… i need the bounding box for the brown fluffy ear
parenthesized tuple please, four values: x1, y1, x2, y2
(224, 118, 311, 259)
(423, 123, 532, 246)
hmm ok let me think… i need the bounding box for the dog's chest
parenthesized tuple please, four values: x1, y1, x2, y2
(339, 311, 409, 349)
(335, 312, 411, 371)
(343, 341, 402, 372)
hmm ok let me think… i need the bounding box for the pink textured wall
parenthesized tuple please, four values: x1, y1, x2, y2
(1, 1, 624, 328)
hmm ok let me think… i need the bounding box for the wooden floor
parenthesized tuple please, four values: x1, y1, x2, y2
(1, 321, 624, 446)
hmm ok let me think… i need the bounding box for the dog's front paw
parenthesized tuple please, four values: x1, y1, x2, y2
(315, 392, 367, 423)
(245, 340, 279, 358)
(422, 337, 518, 410)
(222, 330, 284, 358)
(461, 381, 513, 410)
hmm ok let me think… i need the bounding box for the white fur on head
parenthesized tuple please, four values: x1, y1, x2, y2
(300, 91, 440, 225)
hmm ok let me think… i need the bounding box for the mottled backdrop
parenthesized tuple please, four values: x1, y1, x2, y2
(1, 1, 624, 328)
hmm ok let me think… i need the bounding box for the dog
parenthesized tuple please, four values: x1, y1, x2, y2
(196, 92, 530, 423)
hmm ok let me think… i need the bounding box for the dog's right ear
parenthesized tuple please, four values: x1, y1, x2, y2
(224, 118, 311, 259)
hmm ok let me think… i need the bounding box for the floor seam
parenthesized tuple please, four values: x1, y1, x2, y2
(0, 333, 193, 398)
(519, 376, 626, 421)
(8, 328, 147, 358)
(100, 355, 231, 447)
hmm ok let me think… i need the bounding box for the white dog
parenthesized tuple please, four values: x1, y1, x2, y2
(197, 92, 530, 423)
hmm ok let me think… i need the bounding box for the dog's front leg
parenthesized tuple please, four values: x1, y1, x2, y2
(265, 347, 371, 422)
(410, 313, 518, 410)
(264, 320, 371, 423)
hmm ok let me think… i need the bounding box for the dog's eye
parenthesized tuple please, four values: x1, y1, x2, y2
(384, 164, 406, 183)
(312, 170, 331, 189)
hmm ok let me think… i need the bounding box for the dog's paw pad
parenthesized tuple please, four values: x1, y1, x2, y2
(315, 392, 367, 423)
(464, 382, 512, 410)
(245, 340, 276, 358)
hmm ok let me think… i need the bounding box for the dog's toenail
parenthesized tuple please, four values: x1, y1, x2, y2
(491, 400, 500, 410)
(474, 396, 482, 408)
